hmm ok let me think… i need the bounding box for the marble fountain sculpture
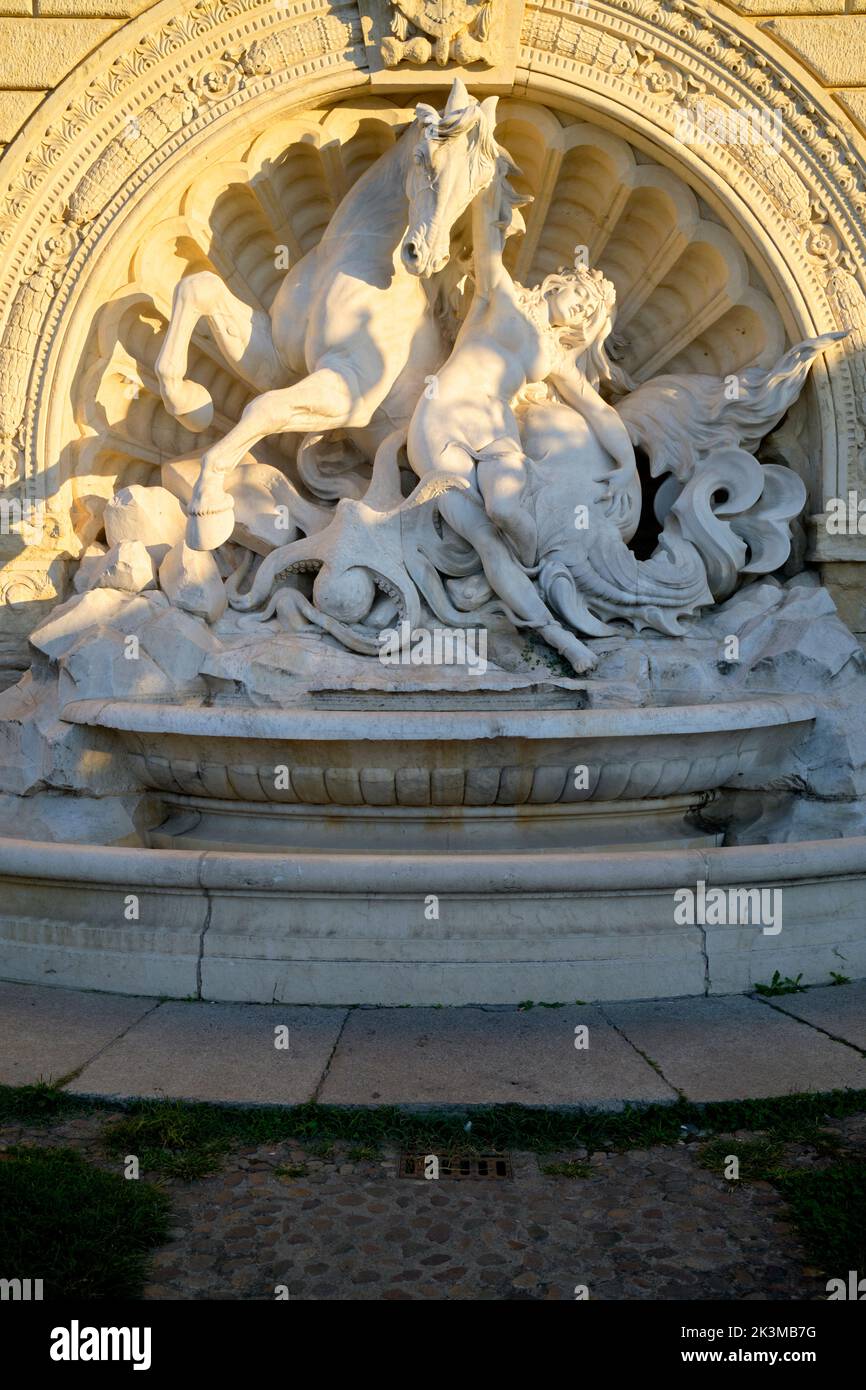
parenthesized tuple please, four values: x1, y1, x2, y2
(3, 80, 866, 1004)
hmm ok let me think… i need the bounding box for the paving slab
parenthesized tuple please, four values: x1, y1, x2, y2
(317, 1005, 677, 1107)
(761, 981, 866, 1051)
(602, 995, 866, 1100)
(66, 1002, 348, 1103)
(0, 980, 155, 1086)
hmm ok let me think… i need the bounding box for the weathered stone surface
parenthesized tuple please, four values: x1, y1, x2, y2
(29, 588, 167, 661)
(766, 980, 866, 1050)
(834, 89, 866, 134)
(0, 18, 119, 88)
(138, 606, 219, 687)
(38, 0, 153, 15)
(734, 0, 842, 10)
(0, 88, 44, 141)
(0, 981, 154, 1087)
(67, 1002, 349, 1103)
(86, 540, 156, 595)
(159, 541, 226, 623)
(0, 670, 141, 796)
(59, 627, 184, 703)
(762, 17, 866, 86)
(73, 541, 108, 593)
(318, 1006, 676, 1106)
(103, 485, 186, 566)
(602, 996, 866, 1099)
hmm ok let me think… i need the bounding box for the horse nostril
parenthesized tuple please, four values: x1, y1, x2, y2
(405, 241, 419, 260)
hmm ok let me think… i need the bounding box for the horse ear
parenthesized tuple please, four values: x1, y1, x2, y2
(414, 102, 437, 127)
(480, 95, 498, 127)
(445, 77, 470, 117)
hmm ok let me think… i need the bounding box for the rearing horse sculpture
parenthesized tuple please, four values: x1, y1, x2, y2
(155, 79, 501, 549)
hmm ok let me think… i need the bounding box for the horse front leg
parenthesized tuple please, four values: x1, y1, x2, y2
(187, 366, 358, 549)
(156, 271, 283, 432)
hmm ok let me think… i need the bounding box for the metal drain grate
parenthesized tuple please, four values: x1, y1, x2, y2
(398, 1152, 513, 1180)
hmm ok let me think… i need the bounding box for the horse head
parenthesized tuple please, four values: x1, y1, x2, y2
(401, 78, 501, 278)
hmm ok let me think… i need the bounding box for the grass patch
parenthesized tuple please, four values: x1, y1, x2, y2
(93, 1088, 866, 1167)
(0, 1081, 91, 1125)
(274, 1163, 308, 1180)
(697, 1136, 785, 1182)
(346, 1145, 381, 1162)
(540, 1160, 592, 1179)
(3, 1083, 865, 1169)
(0, 1145, 170, 1299)
(775, 1160, 866, 1273)
(101, 1101, 232, 1180)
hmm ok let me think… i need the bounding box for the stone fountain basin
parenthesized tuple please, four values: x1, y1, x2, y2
(0, 689, 847, 1006)
(61, 693, 817, 808)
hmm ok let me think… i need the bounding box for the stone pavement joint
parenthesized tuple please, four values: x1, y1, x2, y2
(597, 1003, 686, 1101)
(1, 980, 865, 1105)
(754, 982, 866, 1058)
(311, 1005, 355, 1103)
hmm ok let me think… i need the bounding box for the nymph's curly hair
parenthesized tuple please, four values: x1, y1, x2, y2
(515, 258, 634, 396)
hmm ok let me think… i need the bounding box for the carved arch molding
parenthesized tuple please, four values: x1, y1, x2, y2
(0, 0, 865, 667)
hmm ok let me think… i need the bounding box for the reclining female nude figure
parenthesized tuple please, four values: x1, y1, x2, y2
(406, 151, 637, 674)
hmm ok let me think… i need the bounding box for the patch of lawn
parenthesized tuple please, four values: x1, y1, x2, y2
(0, 1145, 170, 1299)
(696, 1136, 785, 1182)
(3, 1084, 865, 1170)
(0, 1081, 89, 1125)
(101, 1100, 231, 1180)
(776, 1160, 866, 1274)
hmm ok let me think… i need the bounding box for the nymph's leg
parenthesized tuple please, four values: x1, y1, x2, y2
(437, 485, 597, 674)
(476, 442, 538, 566)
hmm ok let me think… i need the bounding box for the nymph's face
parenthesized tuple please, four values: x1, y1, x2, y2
(548, 287, 611, 353)
(546, 282, 585, 328)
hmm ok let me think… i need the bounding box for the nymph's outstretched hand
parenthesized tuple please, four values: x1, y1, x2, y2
(599, 467, 634, 522)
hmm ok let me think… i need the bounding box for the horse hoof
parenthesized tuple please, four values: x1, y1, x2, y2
(186, 503, 235, 551)
(164, 380, 214, 433)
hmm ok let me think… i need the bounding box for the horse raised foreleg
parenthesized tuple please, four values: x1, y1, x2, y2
(188, 367, 358, 549)
(156, 271, 283, 433)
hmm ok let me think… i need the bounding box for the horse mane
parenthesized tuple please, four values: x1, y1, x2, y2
(414, 85, 520, 213)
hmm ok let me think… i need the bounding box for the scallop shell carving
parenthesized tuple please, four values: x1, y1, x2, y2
(75, 96, 786, 537)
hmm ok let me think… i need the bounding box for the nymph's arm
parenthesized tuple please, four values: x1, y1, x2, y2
(471, 172, 512, 301)
(550, 364, 637, 480)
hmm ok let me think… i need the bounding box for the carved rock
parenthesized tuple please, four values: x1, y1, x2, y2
(159, 542, 226, 624)
(73, 543, 108, 594)
(81, 540, 156, 595)
(103, 485, 187, 566)
(29, 589, 168, 662)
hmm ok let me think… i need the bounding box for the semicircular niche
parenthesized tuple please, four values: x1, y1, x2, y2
(71, 95, 787, 543)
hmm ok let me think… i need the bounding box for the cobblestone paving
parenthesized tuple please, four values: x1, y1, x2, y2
(3, 1109, 850, 1301)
